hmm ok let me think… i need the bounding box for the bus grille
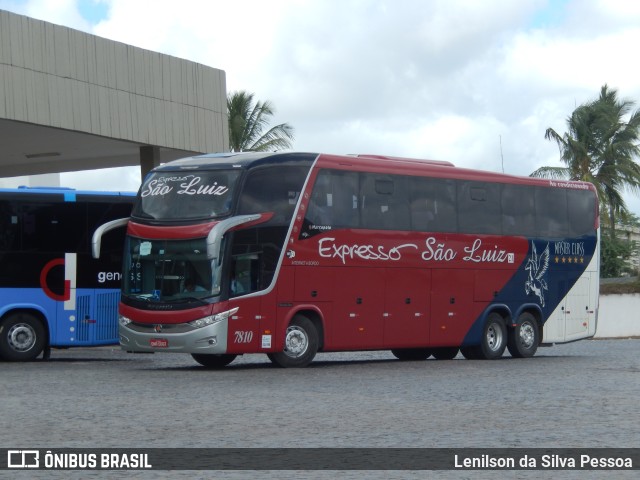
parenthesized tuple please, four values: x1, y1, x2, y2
(96, 291, 120, 341)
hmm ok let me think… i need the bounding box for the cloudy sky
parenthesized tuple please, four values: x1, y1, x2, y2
(2, 0, 640, 213)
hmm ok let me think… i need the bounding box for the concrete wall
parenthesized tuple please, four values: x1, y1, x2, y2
(0, 9, 228, 152)
(595, 294, 640, 338)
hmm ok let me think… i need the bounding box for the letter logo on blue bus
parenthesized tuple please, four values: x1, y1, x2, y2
(39, 253, 77, 311)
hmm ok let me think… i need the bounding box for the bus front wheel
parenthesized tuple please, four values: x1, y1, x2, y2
(191, 353, 237, 368)
(0, 313, 46, 361)
(268, 316, 318, 368)
(507, 313, 539, 358)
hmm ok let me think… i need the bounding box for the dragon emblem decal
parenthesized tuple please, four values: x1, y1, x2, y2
(525, 242, 549, 307)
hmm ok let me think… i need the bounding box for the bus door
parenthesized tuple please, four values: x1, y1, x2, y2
(332, 267, 385, 349)
(562, 273, 595, 341)
(383, 268, 430, 347)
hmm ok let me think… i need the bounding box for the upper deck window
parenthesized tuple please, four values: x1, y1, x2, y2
(134, 170, 242, 221)
(238, 166, 310, 225)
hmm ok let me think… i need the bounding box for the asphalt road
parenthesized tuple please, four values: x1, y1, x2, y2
(2, 339, 639, 479)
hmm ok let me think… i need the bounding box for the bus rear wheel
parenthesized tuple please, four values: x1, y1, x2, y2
(0, 313, 45, 361)
(508, 313, 539, 358)
(191, 353, 237, 368)
(391, 348, 432, 361)
(268, 315, 318, 368)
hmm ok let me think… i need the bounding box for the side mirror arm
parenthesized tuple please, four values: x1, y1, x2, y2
(92, 217, 130, 259)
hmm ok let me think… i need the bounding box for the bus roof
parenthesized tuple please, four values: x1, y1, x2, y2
(153, 152, 320, 172)
(150, 151, 596, 192)
(0, 186, 136, 197)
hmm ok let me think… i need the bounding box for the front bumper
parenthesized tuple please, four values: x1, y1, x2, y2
(119, 319, 229, 354)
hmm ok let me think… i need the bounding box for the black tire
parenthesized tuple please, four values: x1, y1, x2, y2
(391, 348, 432, 361)
(268, 315, 318, 368)
(460, 346, 480, 360)
(480, 312, 507, 359)
(431, 347, 459, 360)
(508, 312, 540, 358)
(191, 353, 237, 368)
(460, 313, 507, 360)
(0, 313, 46, 361)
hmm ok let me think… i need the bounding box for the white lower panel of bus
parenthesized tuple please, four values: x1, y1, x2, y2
(542, 255, 599, 344)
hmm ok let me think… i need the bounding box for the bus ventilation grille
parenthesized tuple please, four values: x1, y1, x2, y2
(96, 291, 120, 341)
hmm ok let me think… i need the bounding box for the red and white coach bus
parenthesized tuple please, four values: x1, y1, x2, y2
(93, 152, 599, 367)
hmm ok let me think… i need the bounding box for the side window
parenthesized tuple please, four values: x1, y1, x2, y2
(458, 181, 501, 234)
(239, 166, 309, 225)
(229, 227, 288, 296)
(307, 169, 360, 228)
(567, 189, 596, 236)
(21, 201, 87, 253)
(0, 200, 20, 251)
(409, 177, 457, 232)
(536, 187, 568, 238)
(502, 184, 536, 236)
(360, 174, 410, 230)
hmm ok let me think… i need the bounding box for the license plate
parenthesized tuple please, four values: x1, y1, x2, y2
(150, 338, 168, 348)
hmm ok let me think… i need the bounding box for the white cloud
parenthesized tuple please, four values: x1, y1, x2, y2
(2, 0, 640, 213)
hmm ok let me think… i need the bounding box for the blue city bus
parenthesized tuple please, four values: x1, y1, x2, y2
(0, 187, 134, 361)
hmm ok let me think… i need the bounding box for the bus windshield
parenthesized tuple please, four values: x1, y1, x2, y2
(123, 236, 223, 302)
(134, 170, 242, 220)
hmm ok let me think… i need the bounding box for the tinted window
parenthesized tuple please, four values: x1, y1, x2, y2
(567, 189, 596, 236)
(502, 184, 536, 236)
(0, 200, 20, 251)
(536, 187, 568, 237)
(408, 177, 457, 232)
(135, 170, 241, 220)
(229, 226, 288, 296)
(307, 170, 360, 228)
(238, 166, 309, 224)
(458, 182, 501, 234)
(304, 169, 597, 239)
(361, 174, 410, 230)
(21, 202, 86, 253)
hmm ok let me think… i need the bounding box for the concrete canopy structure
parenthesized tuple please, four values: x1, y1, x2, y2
(0, 9, 228, 181)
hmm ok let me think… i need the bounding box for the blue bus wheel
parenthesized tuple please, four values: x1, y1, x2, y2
(0, 313, 46, 362)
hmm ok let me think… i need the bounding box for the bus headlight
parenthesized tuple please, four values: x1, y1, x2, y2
(119, 315, 132, 327)
(188, 307, 239, 329)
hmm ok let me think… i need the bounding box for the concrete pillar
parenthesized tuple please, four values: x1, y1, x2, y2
(140, 146, 161, 178)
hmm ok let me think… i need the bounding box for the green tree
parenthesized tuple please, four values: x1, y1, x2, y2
(600, 230, 634, 278)
(532, 85, 640, 231)
(227, 90, 294, 152)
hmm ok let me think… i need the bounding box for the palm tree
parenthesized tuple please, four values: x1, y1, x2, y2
(532, 85, 640, 230)
(227, 91, 294, 152)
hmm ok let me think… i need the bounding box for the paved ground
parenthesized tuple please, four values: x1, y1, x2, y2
(2, 339, 639, 479)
